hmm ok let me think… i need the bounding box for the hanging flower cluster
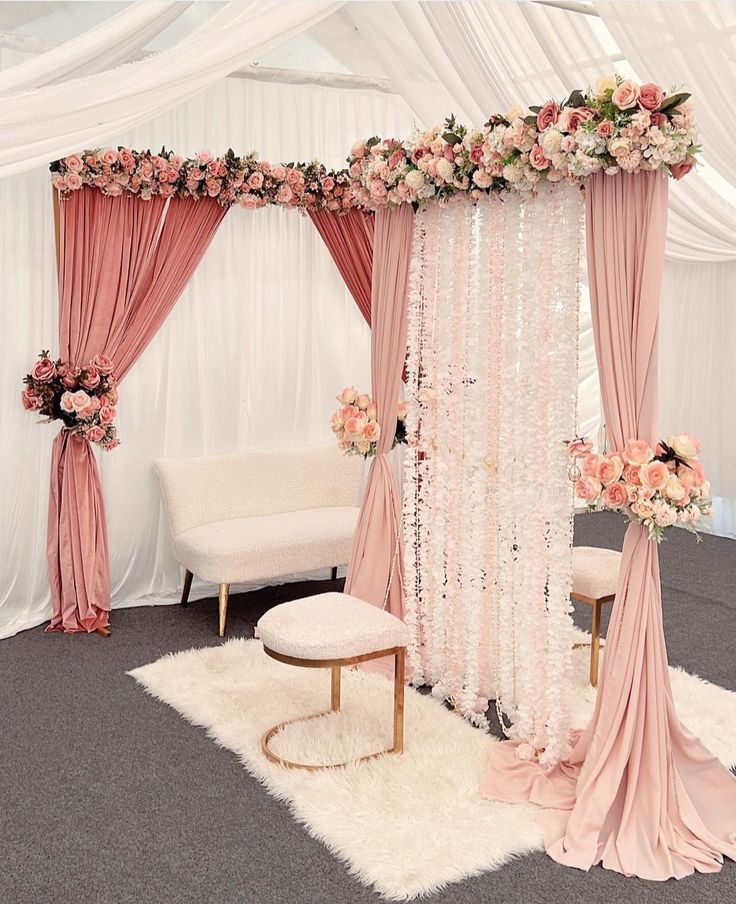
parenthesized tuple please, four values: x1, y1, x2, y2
(330, 386, 408, 458)
(347, 76, 699, 208)
(22, 351, 120, 450)
(567, 434, 712, 542)
(50, 148, 353, 211)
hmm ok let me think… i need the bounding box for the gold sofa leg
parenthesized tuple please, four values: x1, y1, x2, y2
(393, 648, 405, 754)
(218, 583, 230, 637)
(590, 598, 602, 687)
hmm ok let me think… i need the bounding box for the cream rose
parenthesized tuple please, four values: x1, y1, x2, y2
(668, 432, 700, 461)
(641, 460, 670, 491)
(594, 75, 617, 100)
(623, 439, 654, 465)
(612, 79, 640, 110)
(664, 475, 688, 504)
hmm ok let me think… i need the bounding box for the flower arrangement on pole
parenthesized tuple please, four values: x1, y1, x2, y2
(22, 351, 120, 450)
(567, 434, 711, 541)
(331, 387, 409, 458)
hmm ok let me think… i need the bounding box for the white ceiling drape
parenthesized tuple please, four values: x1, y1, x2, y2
(0, 0, 342, 177)
(0, 1, 191, 94)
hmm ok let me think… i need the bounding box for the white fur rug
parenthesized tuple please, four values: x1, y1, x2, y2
(130, 638, 736, 900)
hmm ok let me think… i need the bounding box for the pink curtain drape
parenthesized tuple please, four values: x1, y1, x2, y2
(308, 208, 374, 325)
(47, 186, 227, 633)
(482, 172, 736, 879)
(345, 204, 413, 618)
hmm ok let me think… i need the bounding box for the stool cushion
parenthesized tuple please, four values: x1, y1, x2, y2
(257, 592, 409, 661)
(571, 546, 622, 601)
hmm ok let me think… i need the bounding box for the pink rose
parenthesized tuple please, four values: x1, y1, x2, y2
(101, 148, 118, 165)
(596, 119, 614, 138)
(31, 357, 56, 383)
(276, 184, 294, 205)
(106, 387, 119, 405)
(612, 80, 640, 110)
(411, 147, 430, 165)
(196, 150, 213, 165)
(207, 160, 220, 176)
(575, 476, 602, 502)
(641, 460, 669, 490)
(105, 182, 123, 197)
(469, 146, 484, 165)
(91, 354, 114, 374)
(87, 426, 104, 443)
(139, 160, 154, 181)
(286, 168, 301, 186)
(596, 455, 624, 486)
(443, 145, 456, 162)
(566, 107, 594, 133)
(624, 463, 642, 486)
(582, 453, 603, 477)
(671, 159, 694, 180)
(388, 149, 405, 170)
(65, 173, 83, 191)
(62, 372, 78, 389)
(363, 421, 380, 442)
(21, 388, 42, 410)
(80, 365, 100, 390)
(366, 403, 378, 421)
(60, 391, 76, 413)
(64, 154, 83, 173)
(246, 172, 264, 191)
(603, 483, 627, 508)
(52, 175, 67, 192)
(369, 180, 388, 200)
(104, 438, 120, 451)
(536, 101, 560, 131)
(71, 390, 90, 412)
(567, 437, 592, 457)
(321, 177, 335, 193)
(338, 387, 358, 405)
(170, 155, 184, 170)
(350, 142, 368, 159)
(356, 393, 371, 410)
(99, 406, 116, 425)
(272, 166, 287, 182)
(344, 416, 365, 437)
(638, 83, 664, 112)
(239, 194, 258, 210)
(528, 144, 550, 170)
(118, 148, 135, 171)
(650, 112, 667, 128)
(85, 154, 99, 167)
(623, 439, 654, 465)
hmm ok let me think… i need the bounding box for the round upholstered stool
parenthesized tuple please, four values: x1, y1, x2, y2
(256, 591, 410, 771)
(571, 546, 622, 687)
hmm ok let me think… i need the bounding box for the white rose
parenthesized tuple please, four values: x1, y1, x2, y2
(507, 105, 526, 122)
(594, 75, 617, 100)
(664, 475, 687, 504)
(632, 499, 654, 520)
(668, 433, 699, 461)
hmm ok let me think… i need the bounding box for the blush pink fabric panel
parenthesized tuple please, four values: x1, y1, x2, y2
(308, 207, 374, 326)
(47, 187, 227, 633)
(482, 172, 736, 879)
(345, 204, 413, 618)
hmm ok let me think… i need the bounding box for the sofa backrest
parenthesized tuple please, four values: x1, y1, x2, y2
(155, 444, 364, 537)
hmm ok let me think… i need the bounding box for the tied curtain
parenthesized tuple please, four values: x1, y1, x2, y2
(345, 204, 413, 617)
(482, 172, 736, 879)
(48, 186, 227, 633)
(308, 208, 374, 325)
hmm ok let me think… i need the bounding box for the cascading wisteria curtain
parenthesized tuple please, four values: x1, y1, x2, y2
(402, 185, 582, 760)
(49, 187, 227, 632)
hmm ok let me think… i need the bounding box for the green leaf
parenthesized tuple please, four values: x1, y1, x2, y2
(523, 115, 538, 126)
(366, 136, 381, 148)
(528, 105, 542, 113)
(659, 92, 690, 112)
(565, 89, 586, 108)
(442, 131, 461, 145)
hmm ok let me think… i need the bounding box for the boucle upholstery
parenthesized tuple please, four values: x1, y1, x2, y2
(257, 592, 409, 660)
(571, 546, 622, 601)
(155, 444, 363, 537)
(155, 445, 363, 585)
(172, 507, 359, 584)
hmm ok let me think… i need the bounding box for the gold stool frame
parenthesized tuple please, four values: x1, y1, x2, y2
(570, 591, 615, 686)
(261, 645, 406, 771)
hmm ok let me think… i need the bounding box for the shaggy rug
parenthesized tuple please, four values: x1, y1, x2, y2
(129, 639, 736, 900)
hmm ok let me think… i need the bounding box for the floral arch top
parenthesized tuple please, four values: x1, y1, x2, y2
(51, 76, 697, 211)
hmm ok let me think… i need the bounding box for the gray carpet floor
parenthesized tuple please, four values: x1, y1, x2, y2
(1, 512, 734, 904)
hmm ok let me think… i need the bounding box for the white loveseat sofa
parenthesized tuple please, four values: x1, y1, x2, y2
(155, 445, 363, 636)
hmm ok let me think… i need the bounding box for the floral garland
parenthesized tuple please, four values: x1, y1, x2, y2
(22, 351, 120, 450)
(51, 148, 353, 212)
(567, 434, 712, 542)
(348, 76, 698, 208)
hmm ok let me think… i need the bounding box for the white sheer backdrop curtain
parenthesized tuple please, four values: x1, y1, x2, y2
(0, 73, 415, 639)
(403, 185, 582, 765)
